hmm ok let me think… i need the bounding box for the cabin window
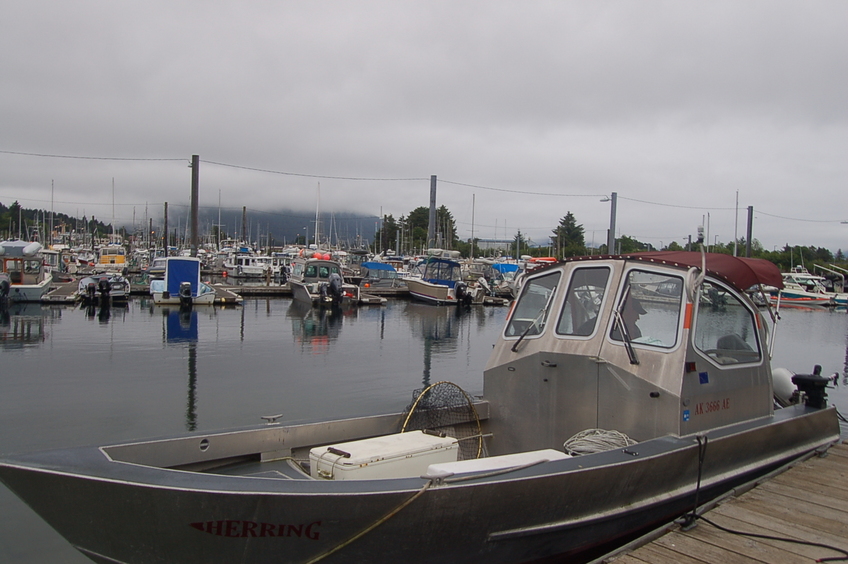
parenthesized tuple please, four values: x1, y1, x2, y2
(293, 263, 304, 277)
(24, 260, 41, 274)
(556, 267, 611, 336)
(305, 265, 317, 277)
(610, 270, 683, 348)
(694, 280, 761, 365)
(318, 266, 330, 278)
(505, 271, 561, 338)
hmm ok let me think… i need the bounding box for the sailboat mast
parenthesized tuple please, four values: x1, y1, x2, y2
(314, 182, 321, 248)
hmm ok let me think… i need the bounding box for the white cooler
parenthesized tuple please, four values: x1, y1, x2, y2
(309, 430, 458, 480)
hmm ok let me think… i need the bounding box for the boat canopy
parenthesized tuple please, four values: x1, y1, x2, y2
(360, 262, 398, 279)
(568, 252, 784, 292)
(492, 263, 519, 274)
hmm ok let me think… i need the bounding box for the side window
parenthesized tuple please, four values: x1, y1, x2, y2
(557, 267, 611, 336)
(305, 265, 317, 277)
(610, 270, 683, 348)
(694, 280, 761, 365)
(505, 271, 561, 338)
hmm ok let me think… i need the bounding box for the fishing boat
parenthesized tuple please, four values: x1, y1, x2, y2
(0, 251, 840, 564)
(149, 257, 223, 307)
(224, 255, 287, 279)
(76, 273, 131, 305)
(0, 240, 53, 302)
(358, 261, 405, 289)
(766, 267, 836, 306)
(775, 266, 846, 305)
(95, 244, 128, 273)
(288, 256, 361, 307)
(405, 256, 487, 306)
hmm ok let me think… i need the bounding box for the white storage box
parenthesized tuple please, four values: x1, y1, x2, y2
(309, 430, 458, 480)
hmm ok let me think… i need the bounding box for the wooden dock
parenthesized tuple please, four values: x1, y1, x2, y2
(599, 441, 848, 564)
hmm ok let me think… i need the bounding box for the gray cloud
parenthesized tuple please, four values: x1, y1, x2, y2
(2, 1, 846, 251)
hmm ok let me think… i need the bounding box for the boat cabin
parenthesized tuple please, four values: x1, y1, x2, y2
(96, 245, 127, 271)
(485, 252, 780, 455)
(290, 258, 344, 284)
(0, 240, 46, 285)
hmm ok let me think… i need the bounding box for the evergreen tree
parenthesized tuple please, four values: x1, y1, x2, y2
(550, 212, 585, 258)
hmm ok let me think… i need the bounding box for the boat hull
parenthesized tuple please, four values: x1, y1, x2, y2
(0, 405, 837, 564)
(2, 277, 51, 302)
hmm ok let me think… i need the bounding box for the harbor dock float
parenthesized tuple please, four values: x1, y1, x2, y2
(42, 281, 77, 303)
(598, 441, 848, 564)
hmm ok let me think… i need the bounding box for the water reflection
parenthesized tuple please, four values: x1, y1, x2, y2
(81, 299, 128, 324)
(403, 302, 469, 388)
(0, 302, 50, 349)
(158, 307, 200, 431)
(287, 301, 343, 354)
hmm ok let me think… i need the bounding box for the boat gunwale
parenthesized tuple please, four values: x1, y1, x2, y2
(0, 405, 837, 496)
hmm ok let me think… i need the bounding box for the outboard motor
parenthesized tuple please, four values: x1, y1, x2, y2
(98, 278, 111, 301)
(791, 365, 830, 409)
(455, 281, 473, 308)
(328, 273, 344, 305)
(178, 281, 193, 310)
(86, 281, 98, 303)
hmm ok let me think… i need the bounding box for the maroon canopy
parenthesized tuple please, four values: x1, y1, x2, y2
(622, 251, 783, 292)
(568, 251, 783, 292)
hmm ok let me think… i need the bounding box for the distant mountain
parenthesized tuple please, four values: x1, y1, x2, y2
(193, 207, 379, 248)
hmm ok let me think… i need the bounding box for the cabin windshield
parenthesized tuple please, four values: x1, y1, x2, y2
(610, 270, 683, 349)
(505, 271, 560, 338)
(557, 266, 611, 337)
(693, 280, 762, 365)
(425, 260, 460, 281)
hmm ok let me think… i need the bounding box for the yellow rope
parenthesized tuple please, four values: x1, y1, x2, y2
(303, 481, 432, 564)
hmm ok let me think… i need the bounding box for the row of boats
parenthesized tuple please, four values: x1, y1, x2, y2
(0, 248, 842, 563)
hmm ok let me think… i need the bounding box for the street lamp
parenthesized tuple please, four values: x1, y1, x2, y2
(303, 226, 308, 247)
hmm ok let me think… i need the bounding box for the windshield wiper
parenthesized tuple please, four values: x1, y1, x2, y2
(511, 286, 557, 352)
(614, 289, 640, 365)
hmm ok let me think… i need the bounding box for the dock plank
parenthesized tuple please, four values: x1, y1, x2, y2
(601, 443, 848, 564)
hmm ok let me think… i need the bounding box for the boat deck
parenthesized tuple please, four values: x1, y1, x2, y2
(599, 441, 848, 564)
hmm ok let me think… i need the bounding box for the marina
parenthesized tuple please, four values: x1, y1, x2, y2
(1, 253, 848, 563)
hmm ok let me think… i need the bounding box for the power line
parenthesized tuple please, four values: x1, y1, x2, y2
(440, 178, 603, 198)
(3, 149, 845, 225)
(202, 160, 428, 182)
(0, 149, 185, 162)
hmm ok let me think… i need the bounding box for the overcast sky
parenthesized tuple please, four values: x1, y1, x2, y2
(2, 1, 846, 253)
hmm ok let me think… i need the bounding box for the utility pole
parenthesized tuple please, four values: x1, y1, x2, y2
(163, 202, 169, 250)
(606, 192, 617, 255)
(190, 155, 199, 257)
(746, 206, 754, 258)
(427, 175, 437, 250)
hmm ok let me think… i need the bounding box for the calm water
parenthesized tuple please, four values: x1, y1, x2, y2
(1, 299, 847, 563)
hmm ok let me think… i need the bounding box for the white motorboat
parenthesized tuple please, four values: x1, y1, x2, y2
(150, 257, 229, 307)
(288, 256, 361, 306)
(405, 256, 487, 306)
(0, 240, 53, 302)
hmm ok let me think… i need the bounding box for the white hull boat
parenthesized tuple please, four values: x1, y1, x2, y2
(150, 257, 222, 306)
(0, 240, 53, 303)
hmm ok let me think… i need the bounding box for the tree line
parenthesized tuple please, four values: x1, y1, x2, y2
(3, 200, 844, 273)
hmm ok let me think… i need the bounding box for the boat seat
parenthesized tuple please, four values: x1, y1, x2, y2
(9, 272, 22, 284)
(423, 449, 570, 479)
(717, 334, 752, 351)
